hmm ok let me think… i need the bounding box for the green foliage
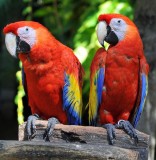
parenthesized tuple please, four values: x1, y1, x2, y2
(16, 0, 134, 123)
(15, 62, 25, 124)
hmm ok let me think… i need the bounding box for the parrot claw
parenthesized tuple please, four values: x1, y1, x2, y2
(43, 117, 60, 142)
(116, 120, 138, 144)
(26, 114, 39, 140)
(103, 124, 116, 145)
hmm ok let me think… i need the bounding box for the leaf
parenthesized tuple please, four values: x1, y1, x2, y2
(22, 6, 32, 15)
(34, 6, 53, 17)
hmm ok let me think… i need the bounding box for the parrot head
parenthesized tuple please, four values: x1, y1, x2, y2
(3, 21, 52, 59)
(96, 14, 140, 47)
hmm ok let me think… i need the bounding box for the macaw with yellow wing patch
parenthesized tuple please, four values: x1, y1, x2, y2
(89, 14, 149, 144)
(3, 21, 84, 141)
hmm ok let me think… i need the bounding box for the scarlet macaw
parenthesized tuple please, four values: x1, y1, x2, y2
(3, 21, 84, 141)
(89, 14, 149, 144)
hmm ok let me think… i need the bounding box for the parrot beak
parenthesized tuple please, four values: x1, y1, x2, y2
(97, 21, 119, 47)
(5, 33, 30, 58)
(96, 21, 107, 47)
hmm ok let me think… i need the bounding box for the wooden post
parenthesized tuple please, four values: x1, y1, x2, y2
(0, 120, 149, 160)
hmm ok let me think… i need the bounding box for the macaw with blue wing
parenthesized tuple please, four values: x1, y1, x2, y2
(3, 21, 84, 141)
(89, 14, 149, 144)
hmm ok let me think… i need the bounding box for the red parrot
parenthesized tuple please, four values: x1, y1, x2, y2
(89, 14, 149, 144)
(3, 21, 84, 140)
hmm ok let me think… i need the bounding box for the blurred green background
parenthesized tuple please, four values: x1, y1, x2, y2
(1, 0, 156, 159)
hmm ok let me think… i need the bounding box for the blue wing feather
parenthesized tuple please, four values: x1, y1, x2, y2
(132, 73, 148, 128)
(63, 73, 82, 125)
(97, 68, 105, 105)
(89, 67, 105, 125)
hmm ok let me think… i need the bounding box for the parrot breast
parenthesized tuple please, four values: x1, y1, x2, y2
(99, 52, 139, 124)
(23, 58, 68, 123)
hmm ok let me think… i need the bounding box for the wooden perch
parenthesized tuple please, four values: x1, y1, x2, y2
(0, 120, 149, 160)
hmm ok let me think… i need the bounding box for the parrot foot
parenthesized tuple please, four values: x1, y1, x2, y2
(103, 124, 116, 145)
(43, 117, 60, 142)
(116, 120, 138, 144)
(26, 114, 39, 140)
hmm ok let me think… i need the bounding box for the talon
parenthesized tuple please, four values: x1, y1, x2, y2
(43, 117, 60, 142)
(27, 135, 31, 141)
(103, 123, 116, 145)
(116, 120, 138, 144)
(26, 114, 39, 140)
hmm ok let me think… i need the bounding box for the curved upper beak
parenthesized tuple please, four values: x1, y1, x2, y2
(96, 21, 107, 47)
(5, 33, 17, 57)
(5, 33, 30, 58)
(96, 21, 119, 47)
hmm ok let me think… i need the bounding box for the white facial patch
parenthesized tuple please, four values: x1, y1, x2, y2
(17, 26, 36, 48)
(109, 18, 127, 41)
(96, 21, 107, 46)
(5, 33, 17, 57)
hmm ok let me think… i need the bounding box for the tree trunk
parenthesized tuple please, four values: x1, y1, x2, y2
(134, 1, 156, 159)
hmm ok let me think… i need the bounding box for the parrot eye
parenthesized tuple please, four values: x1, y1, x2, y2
(117, 20, 121, 24)
(25, 28, 29, 31)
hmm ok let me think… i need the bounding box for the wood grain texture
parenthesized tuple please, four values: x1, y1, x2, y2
(0, 140, 139, 160)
